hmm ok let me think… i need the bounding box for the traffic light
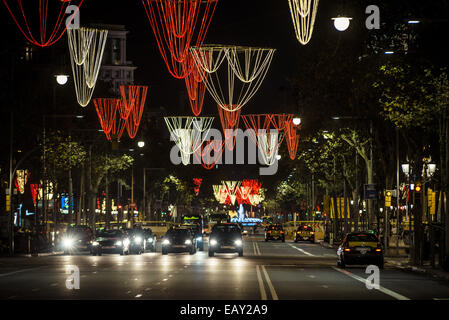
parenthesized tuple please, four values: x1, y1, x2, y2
(415, 183, 422, 193)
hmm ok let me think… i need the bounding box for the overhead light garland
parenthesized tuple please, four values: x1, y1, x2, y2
(285, 120, 301, 160)
(288, 0, 319, 45)
(142, 0, 218, 79)
(67, 27, 108, 107)
(2, 0, 84, 47)
(183, 52, 209, 116)
(190, 45, 276, 112)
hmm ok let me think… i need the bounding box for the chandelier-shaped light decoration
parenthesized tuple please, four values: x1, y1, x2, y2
(218, 106, 241, 151)
(183, 52, 209, 116)
(288, 0, 320, 45)
(30, 184, 42, 207)
(67, 27, 108, 107)
(222, 180, 241, 206)
(165, 116, 214, 165)
(15, 170, 30, 194)
(94, 98, 120, 137)
(285, 119, 301, 160)
(142, 0, 218, 79)
(190, 45, 276, 112)
(193, 178, 202, 196)
(213, 184, 228, 204)
(242, 114, 293, 165)
(194, 139, 224, 170)
(105, 100, 127, 142)
(2, 0, 84, 47)
(120, 85, 149, 139)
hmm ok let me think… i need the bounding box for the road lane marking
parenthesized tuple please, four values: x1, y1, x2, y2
(288, 244, 315, 256)
(308, 275, 316, 279)
(0, 267, 44, 278)
(255, 265, 267, 300)
(135, 294, 142, 298)
(261, 265, 279, 300)
(255, 242, 261, 256)
(252, 242, 257, 255)
(332, 267, 410, 300)
(433, 298, 449, 300)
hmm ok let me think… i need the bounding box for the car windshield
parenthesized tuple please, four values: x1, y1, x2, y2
(97, 230, 122, 238)
(347, 234, 378, 242)
(213, 225, 240, 233)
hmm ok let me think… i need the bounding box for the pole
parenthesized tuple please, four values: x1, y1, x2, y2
(355, 146, 359, 231)
(396, 128, 400, 255)
(43, 115, 47, 234)
(9, 112, 14, 256)
(143, 168, 146, 222)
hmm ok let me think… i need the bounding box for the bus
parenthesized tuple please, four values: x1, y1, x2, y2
(205, 213, 230, 234)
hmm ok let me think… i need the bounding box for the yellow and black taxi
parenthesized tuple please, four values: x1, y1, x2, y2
(294, 225, 315, 243)
(265, 224, 285, 242)
(337, 232, 384, 269)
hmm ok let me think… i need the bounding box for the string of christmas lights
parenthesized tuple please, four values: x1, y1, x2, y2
(288, 0, 319, 45)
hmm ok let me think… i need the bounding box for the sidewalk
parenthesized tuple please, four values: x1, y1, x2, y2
(320, 240, 449, 281)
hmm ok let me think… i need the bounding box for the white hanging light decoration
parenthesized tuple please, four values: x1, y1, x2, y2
(67, 27, 108, 107)
(258, 131, 282, 166)
(164, 116, 214, 165)
(213, 185, 228, 204)
(190, 45, 276, 112)
(288, 0, 319, 45)
(222, 181, 241, 206)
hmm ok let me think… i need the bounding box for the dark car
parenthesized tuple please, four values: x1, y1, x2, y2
(62, 226, 94, 255)
(265, 224, 285, 242)
(208, 223, 243, 257)
(337, 232, 384, 269)
(181, 223, 204, 251)
(90, 229, 130, 256)
(125, 228, 146, 255)
(294, 225, 315, 243)
(162, 228, 197, 255)
(143, 229, 157, 252)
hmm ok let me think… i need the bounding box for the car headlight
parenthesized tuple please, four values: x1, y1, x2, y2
(92, 241, 99, 246)
(210, 239, 217, 246)
(234, 239, 242, 246)
(196, 237, 202, 242)
(123, 239, 130, 246)
(185, 239, 192, 245)
(134, 236, 142, 244)
(147, 238, 153, 243)
(115, 241, 123, 246)
(63, 238, 74, 248)
(163, 239, 170, 245)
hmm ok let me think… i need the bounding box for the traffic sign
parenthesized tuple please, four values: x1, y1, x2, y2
(364, 184, 377, 200)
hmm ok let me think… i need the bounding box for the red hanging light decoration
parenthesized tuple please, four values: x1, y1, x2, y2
(193, 178, 202, 196)
(2, 0, 84, 47)
(106, 100, 127, 142)
(285, 119, 301, 160)
(141, 0, 218, 79)
(218, 105, 241, 151)
(93, 98, 120, 136)
(183, 52, 208, 116)
(194, 139, 224, 170)
(30, 184, 42, 207)
(120, 85, 149, 139)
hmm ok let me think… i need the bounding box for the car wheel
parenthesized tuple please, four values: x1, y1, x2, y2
(340, 259, 346, 268)
(199, 243, 204, 251)
(189, 248, 195, 255)
(162, 249, 168, 255)
(92, 252, 97, 256)
(125, 250, 129, 255)
(265, 238, 268, 242)
(98, 251, 102, 256)
(238, 250, 243, 257)
(294, 239, 298, 243)
(282, 238, 285, 242)
(208, 250, 214, 257)
(152, 245, 156, 252)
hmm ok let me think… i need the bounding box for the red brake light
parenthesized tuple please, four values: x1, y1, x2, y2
(376, 248, 382, 252)
(344, 248, 351, 252)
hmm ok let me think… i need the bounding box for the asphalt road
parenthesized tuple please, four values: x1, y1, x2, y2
(1, 234, 449, 300)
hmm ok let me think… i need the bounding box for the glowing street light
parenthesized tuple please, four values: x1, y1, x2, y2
(293, 117, 302, 126)
(332, 16, 352, 31)
(55, 74, 69, 85)
(138, 141, 145, 148)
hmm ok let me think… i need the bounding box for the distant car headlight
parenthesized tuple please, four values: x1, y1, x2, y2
(92, 241, 99, 246)
(147, 238, 153, 243)
(123, 239, 130, 246)
(134, 236, 142, 244)
(63, 238, 74, 248)
(163, 239, 170, 245)
(234, 239, 242, 246)
(185, 239, 192, 245)
(210, 239, 217, 246)
(115, 241, 123, 246)
(196, 237, 202, 242)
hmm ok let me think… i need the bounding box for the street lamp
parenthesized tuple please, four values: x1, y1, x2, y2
(138, 141, 145, 148)
(332, 16, 352, 31)
(293, 117, 301, 126)
(276, 154, 282, 161)
(55, 74, 69, 86)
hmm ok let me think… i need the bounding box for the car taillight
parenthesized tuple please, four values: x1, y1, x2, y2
(268, 231, 271, 233)
(310, 232, 314, 235)
(281, 231, 284, 234)
(344, 248, 351, 252)
(375, 248, 382, 252)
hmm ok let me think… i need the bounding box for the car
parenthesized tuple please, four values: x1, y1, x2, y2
(61, 225, 94, 255)
(125, 228, 146, 254)
(294, 225, 315, 243)
(181, 223, 204, 251)
(208, 223, 243, 257)
(90, 229, 130, 256)
(143, 229, 157, 252)
(337, 232, 384, 269)
(265, 224, 285, 242)
(161, 228, 197, 255)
